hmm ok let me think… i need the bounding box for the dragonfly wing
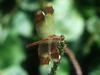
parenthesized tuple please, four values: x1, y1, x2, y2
(38, 40, 51, 64)
(49, 39, 61, 62)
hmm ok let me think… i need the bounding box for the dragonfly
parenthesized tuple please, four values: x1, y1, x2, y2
(27, 4, 83, 75)
(35, 3, 55, 38)
(26, 35, 65, 64)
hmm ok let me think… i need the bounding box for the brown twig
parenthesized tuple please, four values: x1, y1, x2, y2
(64, 47, 83, 75)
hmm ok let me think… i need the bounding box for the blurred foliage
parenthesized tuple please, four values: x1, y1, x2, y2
(0, 0, 100, 75)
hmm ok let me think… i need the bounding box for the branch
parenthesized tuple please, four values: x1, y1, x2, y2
(64, 47, 83, 75)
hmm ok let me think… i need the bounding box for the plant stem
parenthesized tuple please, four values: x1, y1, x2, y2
(64, 47, 83, 75)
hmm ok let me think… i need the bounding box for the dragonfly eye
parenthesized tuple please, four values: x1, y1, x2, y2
(35, 11, 45, 24)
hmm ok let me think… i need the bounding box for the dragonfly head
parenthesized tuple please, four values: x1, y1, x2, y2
(43, 4, 54, 15)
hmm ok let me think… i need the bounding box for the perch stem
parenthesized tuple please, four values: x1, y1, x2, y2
(64, 47, 83, 75)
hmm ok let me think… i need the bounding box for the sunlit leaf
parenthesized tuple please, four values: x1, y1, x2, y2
(11, 11, 33, 37)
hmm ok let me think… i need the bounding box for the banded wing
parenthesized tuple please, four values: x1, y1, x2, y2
(38, 40, 51, 64)
(49, 39, 61, 63)
(35, 5, 55, 38)
(38, 38, 61, 64)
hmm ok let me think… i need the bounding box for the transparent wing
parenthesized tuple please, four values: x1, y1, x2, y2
(49, 39, 61, 62)
(38, 40, 51, 64)
(36, 9, 55, 38)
